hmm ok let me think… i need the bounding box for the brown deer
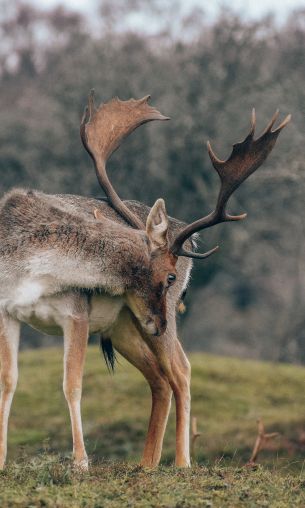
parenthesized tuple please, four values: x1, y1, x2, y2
(0, 91, 290, 470)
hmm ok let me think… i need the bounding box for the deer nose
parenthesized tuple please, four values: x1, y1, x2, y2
(145, 318, 158, 336)
(144, 317, 167, 336)
(154, 318, 167, 337)
(161, 318, 167, 334)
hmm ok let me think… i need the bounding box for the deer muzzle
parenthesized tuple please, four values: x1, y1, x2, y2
(144, 317, 167, 337)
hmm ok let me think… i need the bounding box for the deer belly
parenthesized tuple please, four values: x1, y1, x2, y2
(9, 299, 65, 336)
(4, 286, 124, 337)
(7, 291, 88, 336)
(24, 293, 124, 335)
(88, 294, 124, 334)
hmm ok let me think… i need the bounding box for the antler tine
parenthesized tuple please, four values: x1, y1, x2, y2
(80, 106, 89, 150)
(178, 245, 219, 260)
(80, 89, 97, 151)
(80, 90, 169, 229)
(170, 109, 291, 258)
(88, 88, 96, 119)
(273, 113, 292, 133)
(250, 107, 256, 134)
(260, 109, 279, 136)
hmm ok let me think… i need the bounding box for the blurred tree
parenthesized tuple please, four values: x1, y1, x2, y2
(0, 2, 303, 362)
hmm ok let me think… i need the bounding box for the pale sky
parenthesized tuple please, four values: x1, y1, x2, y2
(31, 0, 305, 21)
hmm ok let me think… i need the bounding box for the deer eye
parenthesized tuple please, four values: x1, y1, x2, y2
(167, 273, 176, 285)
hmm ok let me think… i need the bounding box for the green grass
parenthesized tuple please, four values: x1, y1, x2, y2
(1, 346, 305, 506)
(1, 458, 305, 507)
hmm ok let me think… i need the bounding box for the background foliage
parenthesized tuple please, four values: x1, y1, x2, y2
(1, 1, 304, 362)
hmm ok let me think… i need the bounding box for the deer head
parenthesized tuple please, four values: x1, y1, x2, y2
(123, 198, 179, 336)
(81, 91, 291, 336)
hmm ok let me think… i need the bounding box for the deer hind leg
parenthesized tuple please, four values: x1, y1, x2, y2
(110, 308, 172, 468)
(0, 316, 20, 469)
(170, 339, 191, 467)
(63, 317, 89, 470)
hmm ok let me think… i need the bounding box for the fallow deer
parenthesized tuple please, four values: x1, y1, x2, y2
(0, 91, 290, 470)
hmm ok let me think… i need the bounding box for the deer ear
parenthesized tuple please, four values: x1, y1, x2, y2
(146, 199, 169, 250)
(93, 208, 103, 220)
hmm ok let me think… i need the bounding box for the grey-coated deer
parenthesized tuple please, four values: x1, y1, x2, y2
(0, 91, 290, 470)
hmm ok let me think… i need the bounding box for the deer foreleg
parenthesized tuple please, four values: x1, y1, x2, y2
(0, 316, 20, 469)
(148, 322, 191, 467)
(110, 308, 172, 467)
(140, 378, 172, 467)
(63, 317, 89, 470)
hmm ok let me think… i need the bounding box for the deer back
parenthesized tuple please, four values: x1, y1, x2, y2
(53, 192, 194, 305)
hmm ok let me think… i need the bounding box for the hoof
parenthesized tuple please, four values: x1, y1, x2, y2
(175, 461, 191, 468)
(73, 458, 89, 472)
(140, 459, 159, 468)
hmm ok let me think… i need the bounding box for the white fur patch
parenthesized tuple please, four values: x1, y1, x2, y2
(15, 280, 43, 306)
(181, 260, 192, 294)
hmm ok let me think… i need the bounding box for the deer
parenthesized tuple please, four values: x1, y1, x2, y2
(0, 90, 290, 471)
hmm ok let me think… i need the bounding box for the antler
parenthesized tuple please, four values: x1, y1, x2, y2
(80, 90, 169, 229)
(170, 109, 291, 259)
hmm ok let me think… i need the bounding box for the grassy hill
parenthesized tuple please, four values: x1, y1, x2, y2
(1, 346, 305, 507)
